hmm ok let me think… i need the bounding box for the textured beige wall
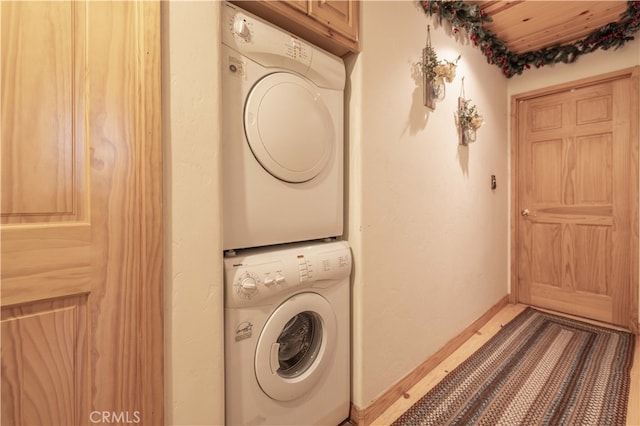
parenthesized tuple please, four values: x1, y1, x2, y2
(347, 1, 509, 409)
(163, 2, 224, 425)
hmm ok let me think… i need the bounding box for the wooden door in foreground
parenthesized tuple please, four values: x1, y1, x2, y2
(515, 69, 638, 330)
(1, 2, 163, 424)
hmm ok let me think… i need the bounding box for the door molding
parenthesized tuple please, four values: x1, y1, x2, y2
(510, 67, 639, 333)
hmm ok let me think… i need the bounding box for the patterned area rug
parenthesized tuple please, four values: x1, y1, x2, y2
(392, 307, 635, 426)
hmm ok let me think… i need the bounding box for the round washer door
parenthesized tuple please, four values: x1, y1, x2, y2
(244, 72, 335, 183)
(255, 292, 337, 401)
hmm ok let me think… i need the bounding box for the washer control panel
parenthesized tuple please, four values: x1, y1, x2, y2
(224, 241, 351, 308)
(232, 261, 286, 300)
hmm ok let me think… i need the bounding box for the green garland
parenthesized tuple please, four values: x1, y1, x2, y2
(420, 0, 640, 78)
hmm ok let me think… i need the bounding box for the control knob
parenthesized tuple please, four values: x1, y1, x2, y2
(238, 275, 258, 297)
(233, 18, 250, 40)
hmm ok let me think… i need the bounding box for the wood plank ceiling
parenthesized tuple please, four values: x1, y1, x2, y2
(470, 1, 629, 54)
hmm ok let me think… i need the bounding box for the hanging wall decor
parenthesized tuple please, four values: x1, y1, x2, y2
(420, 25, 459, 110)
(456, 78, 483, 145)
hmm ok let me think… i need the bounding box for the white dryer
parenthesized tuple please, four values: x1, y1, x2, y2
(221, 2, 346, 251)
(224, 240, 351, 426)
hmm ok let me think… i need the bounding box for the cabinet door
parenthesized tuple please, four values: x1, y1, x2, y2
(1, 1, 163, 424)
(308, 0, 358, 40)
(283, 0, 308, 13)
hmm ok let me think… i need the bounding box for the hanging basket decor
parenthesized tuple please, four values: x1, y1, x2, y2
(456, 96, 483, 145)
(419, 25, 460, 110)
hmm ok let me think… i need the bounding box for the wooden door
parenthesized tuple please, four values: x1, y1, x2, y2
(1, 1, 163, 424)
(513, 69, 639, 331)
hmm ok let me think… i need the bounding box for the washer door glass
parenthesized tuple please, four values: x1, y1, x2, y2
(244, 72, 335, 183)
(255, 292, 337, 401)
(277, 312, 321, 378)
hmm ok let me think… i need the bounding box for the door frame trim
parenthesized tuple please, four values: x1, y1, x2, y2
(510, 66, 639, 333)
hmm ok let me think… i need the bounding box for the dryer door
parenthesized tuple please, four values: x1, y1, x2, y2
(255, 292, 337, 401)
(244, 72, 335, 183)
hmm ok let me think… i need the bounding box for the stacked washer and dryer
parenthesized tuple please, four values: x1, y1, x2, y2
(221, 3, 351, 425)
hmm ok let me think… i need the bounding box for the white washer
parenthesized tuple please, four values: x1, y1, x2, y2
(221, 2, 346, 251)
(224, 240, 351, 426)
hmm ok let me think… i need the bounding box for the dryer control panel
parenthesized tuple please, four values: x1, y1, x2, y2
(224, 241, 351, 308)
(221, 2, 345, 90)
(222, 2, 311, 77)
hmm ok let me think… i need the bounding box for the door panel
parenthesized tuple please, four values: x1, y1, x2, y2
(515, 71, 638, 329)
(1, 1, 87, 223)
(530, 222, 561, 286)
(1, 2, 74, 219)
(1, 297, 87, 425)
(1, 1, 163, 424)
(575, 134, 612, 203)
(531, 139, 562, 203)
(574, 225, 609, 294)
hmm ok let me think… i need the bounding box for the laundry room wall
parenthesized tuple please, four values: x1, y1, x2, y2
(346, 1, 509, 410)
(162, 2, 225, 425)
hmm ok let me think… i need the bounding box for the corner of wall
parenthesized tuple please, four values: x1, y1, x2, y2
(344, 50, 366, 407)
(163, 2, 225, 425)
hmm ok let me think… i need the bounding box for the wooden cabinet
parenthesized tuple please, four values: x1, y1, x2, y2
(232, 0, 359, 57)
(307, 1, 358, 42)
(1, 1, 163, 424)
(284, 0, 308, 14)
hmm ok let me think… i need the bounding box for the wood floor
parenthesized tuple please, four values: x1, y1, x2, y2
(371, 303, 640, 425)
